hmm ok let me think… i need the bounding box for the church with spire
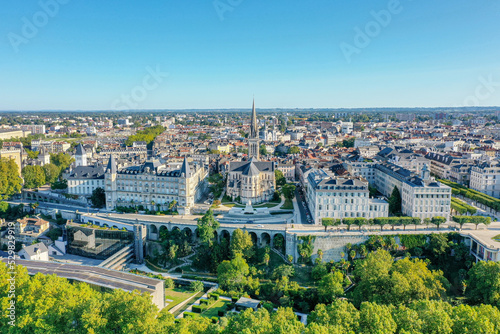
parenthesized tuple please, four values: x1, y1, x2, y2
(226, 100, 276, 204)
(104, 156, 208, 214)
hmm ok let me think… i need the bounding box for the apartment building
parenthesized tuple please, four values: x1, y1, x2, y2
(104, 156, 208, 214)
(470, 163, 500, 198)
(306, 168, 388, 225)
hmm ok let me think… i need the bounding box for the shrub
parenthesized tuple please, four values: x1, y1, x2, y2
(200, 299, 210, 306)
(184, 311, 197, 318)
(192, 305, 204, 313)
(262, 302, 274, 313)
(231, 296, 238, 303)
(190, 280, 204, 292)
(211, 317, 219, 324)
(218, 310, 225, 317)
(208, 293, 219, 301)
(164, 278, 175, 289)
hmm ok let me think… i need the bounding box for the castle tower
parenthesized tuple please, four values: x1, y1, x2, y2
(104, 155, 117, 210)
(75, 144, 87, 167)
(248, 99, 260, 159)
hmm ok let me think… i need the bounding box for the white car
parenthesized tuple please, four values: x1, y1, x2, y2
(256, 224, 264, 228)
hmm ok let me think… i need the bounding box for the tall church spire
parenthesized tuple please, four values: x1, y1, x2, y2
(248, 99, 260, 159)
(250, 98, 257, 139)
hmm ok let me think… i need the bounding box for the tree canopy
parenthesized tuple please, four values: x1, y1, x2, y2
(197, 209, 220, 247)
(22, 165, 46, 189)
(0, 158, 22, 199)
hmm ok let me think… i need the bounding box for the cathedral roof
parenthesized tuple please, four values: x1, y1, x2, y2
(229, 159, 274, 174)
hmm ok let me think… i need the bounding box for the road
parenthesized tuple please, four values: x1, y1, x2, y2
(295, 186, 313, 224)
(8, 200, 103, 214)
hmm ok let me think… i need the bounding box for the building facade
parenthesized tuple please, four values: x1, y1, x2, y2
(227, 157, 276, 204)
(104, 156, 208, 214)
(67, 165, 106, 196)
(470, 163, 500, 198)
(306, 168, 388, 225)
(374, 163, 452, 220)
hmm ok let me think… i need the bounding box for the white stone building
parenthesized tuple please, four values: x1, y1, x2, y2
(470, 163, 500, 198)
(306, 169, 388, 225)
(104, 156, 208, 214)
(374, 163, 451, 220)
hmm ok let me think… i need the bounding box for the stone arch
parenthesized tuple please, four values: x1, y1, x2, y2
(159, 225, 168, 240)
(272, 233, 286, 254)
(249, 231, 259, 247)
(150, 225, 158, 234)
(183, 227, 193, 242)
(220, 230, 231, 243)
(261, 232, 271, 247)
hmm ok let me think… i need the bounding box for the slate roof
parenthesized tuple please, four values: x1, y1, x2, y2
(229, 158, 274, 174)
(20, 242, 48, 258)
(68, 165, 105, 179)
(75, 144, 85, 156)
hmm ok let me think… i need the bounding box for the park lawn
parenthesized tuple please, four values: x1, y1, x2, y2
(165, 288, 198, 311)
(281, 198, 294, 210)
(201, 300, 231, 318)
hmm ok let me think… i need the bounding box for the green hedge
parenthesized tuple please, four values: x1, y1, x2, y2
(192, 305, 205, 313)
(200, 299, 210, 306)
(399, 234, 427, 249)
(441, 179, 500, 212)
(208, 293, 219, 300)
(184, 312, 198, 318)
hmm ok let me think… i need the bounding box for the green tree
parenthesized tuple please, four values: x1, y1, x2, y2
(410, 300, 453, 334)
(260, 144, 268, 156)
(275, 169, 286, 187)
(388, 186, 402, 215)
(230, 228, 254, 259)
(288, 146, 300, 155)
(25, 149, 39, 159)
(90, 187, 106, 208)
(359, 302, 397, 334)
(0, 201, 8, 213)
(427, 233, 449, 263)
(263, 253, 270, 266)
(197, 209, 220, 247)
(190, 280, 204, 292)
(50, 152, 74, 173)
(353, 249, 445, 307)
(317, 271, 344, 303)
(0, 158, 22, 199)
(431, 216, 446, 230)
(217, 253, 250, 291)
(466, 261, 500, 307)
(282, 184, 296, 200)
(272, 264, 295, 279)
(22, 165, 46, 189)
(43, 163, 60, 183)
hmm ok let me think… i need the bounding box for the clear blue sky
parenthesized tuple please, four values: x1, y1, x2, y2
(1, 0, 499, 110)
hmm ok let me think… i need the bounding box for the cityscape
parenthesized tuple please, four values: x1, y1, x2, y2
(2, 1, 500, 333)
